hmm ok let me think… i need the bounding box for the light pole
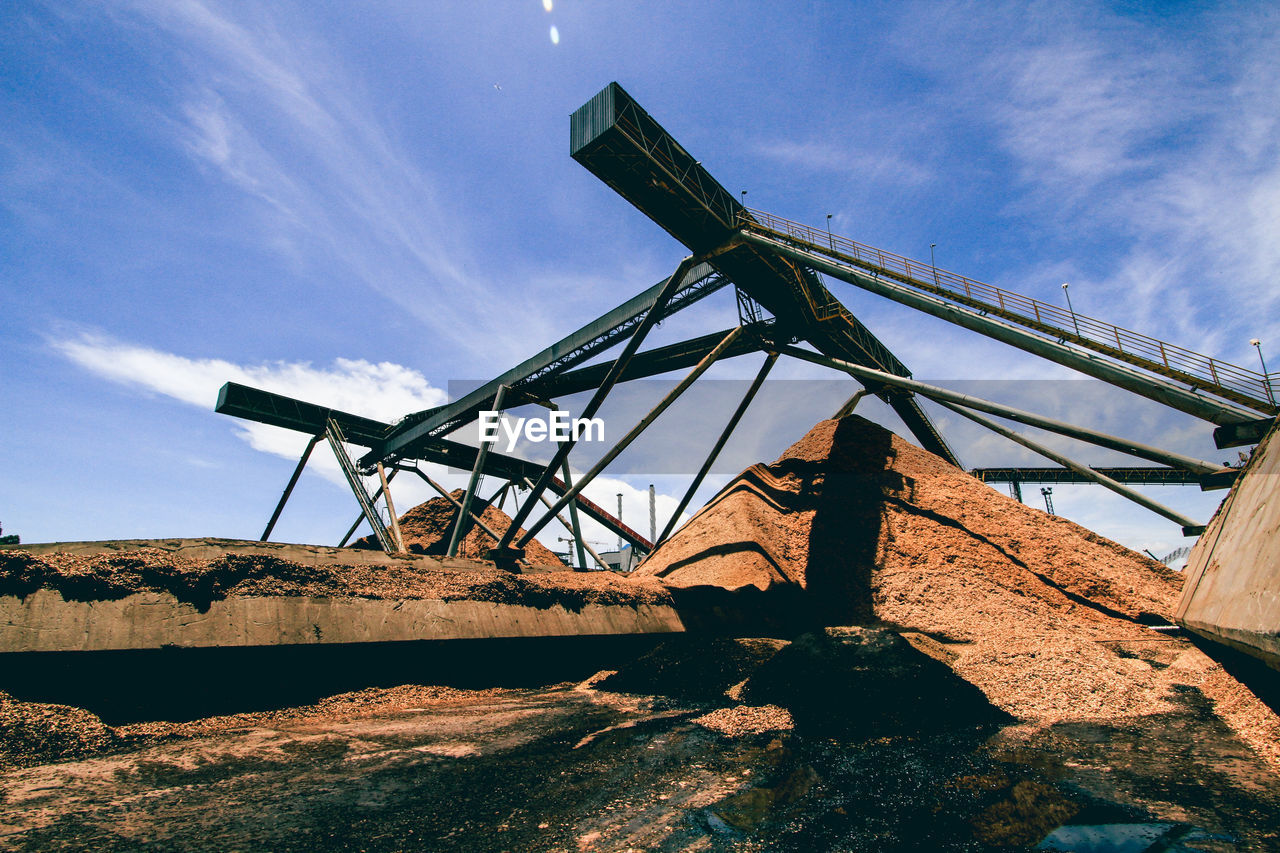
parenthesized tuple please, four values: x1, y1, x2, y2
(1253, 339, 1275, 405)
(826, 214, 833, 250)
(1061, 283, 1080, 336)
(930, 243, 938, 286)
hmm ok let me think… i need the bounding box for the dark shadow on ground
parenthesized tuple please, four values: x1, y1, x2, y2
(0, 634, 670, 725)
(1183, 631, 1280, 716)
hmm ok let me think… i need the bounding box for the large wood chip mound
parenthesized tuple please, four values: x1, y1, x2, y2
(637, 416, 1279, 753)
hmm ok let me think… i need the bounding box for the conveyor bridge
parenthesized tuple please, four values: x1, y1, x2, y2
(218, 81, 1276, 560)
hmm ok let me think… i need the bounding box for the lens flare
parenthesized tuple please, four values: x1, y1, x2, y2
(542, 0, 553, 11)
(549, 25, 560, 44)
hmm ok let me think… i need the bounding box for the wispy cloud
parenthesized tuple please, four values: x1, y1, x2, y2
(105, 0, 548, 361)
(51, 330, 448, 483)
(754, 140, 931, 187)
(990, 41, 1177, 194)
(980, 5, 1280, 350)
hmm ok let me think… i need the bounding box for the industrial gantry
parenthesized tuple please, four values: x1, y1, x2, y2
(218, 83, 1277, 565)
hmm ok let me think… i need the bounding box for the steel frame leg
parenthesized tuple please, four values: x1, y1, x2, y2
(832, 388, 870, 419)
(517, 325, 745, 547)
(658, 351, 777, 545)
(778, 345, 1224, 475)
(935, 399, 1203, 534)
(496, 256, 702, 557)
(523, 478, 610, 571)
(261, 433, 322, 542)
(449, 384, 507, 557)
(560, 460, 589, 571)
(336, 466, 399, 547)
(377, 461, 405, 552)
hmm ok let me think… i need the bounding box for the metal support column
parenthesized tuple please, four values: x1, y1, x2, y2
(376, 462, 405, 553)
(494, 480, 513, 511)
(935, 399, 1203, 535)
(325, 418, 396, 553)
(658, 351, 777, 544)
(524, 478, 610, 571)
(449, 384, 507, 557)
(560, 461, 588, 571)
(778, 345, 1225, 476)
(833, 389, 870, 420)
(261, 433, 322, 542)
(518, 325, 745, 547)
(495, 256, 702, 559)
(401, 466, 504, 543)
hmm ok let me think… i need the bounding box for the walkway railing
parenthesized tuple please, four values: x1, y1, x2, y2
(741, 208, 1277, 415)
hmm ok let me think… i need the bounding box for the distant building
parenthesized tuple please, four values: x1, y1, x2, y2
(597, 545, 640, 573)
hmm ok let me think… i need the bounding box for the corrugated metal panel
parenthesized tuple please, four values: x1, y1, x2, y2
(570, 82, 618, 155)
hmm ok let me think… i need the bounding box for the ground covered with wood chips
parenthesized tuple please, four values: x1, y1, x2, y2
(2, 415, 1278, 850)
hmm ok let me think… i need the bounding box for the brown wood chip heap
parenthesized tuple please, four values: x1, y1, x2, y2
(637, 415, 1279, 760)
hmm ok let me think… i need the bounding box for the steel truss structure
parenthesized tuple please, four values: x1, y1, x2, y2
(218, 82, 1276, 563)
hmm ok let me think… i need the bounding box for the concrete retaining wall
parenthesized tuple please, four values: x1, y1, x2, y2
(0, 590, 686, 653)
(1176, 420, 1280, 669)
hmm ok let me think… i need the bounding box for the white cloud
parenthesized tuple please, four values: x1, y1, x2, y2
(992, 41, 1174, 192)
(53, 330, 446, 419)
(52, 330, 448, 486)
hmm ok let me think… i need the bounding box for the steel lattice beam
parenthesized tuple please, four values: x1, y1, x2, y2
(361, 263, 728, 471)
(971, 467, 1204, 486)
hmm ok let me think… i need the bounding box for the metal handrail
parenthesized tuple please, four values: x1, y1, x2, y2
(741, 208, 1277, 413)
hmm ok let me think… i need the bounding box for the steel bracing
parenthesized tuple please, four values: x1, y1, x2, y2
(362, 262, 730, 471)
(216, 80, 1270, 554)
(972, 468, 1202, 486)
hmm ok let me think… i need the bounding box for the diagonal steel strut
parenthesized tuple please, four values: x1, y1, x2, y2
(517, 325, 745, 549)
(494, 256, 704, 558)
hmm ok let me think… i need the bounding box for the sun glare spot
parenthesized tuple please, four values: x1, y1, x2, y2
(550, 25, 560, 44)
(542, 0, 553, 11)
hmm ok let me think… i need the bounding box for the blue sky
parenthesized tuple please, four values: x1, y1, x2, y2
(3, 1, 1277, 561)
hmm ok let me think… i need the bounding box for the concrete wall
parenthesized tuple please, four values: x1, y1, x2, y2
(1176, 421, 1280, 668)
(0, 590, 686, 653)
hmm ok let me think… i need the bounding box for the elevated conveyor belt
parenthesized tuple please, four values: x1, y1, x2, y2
(971, 467, 1202, 486)
(742, 209, 1276, 420)
(216, 383, 653, 551)
(570, 81, 1273, 441)
(570, 82, 960, 467)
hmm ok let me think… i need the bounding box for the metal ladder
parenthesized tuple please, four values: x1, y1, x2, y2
(324, 418, 396, 553)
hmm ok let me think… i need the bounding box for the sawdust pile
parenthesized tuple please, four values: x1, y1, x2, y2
(637, 416, 1280, 762)
(354, 491, 563, 568)
(0, 549, 669, 613)
(0, 691, 121, 769)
